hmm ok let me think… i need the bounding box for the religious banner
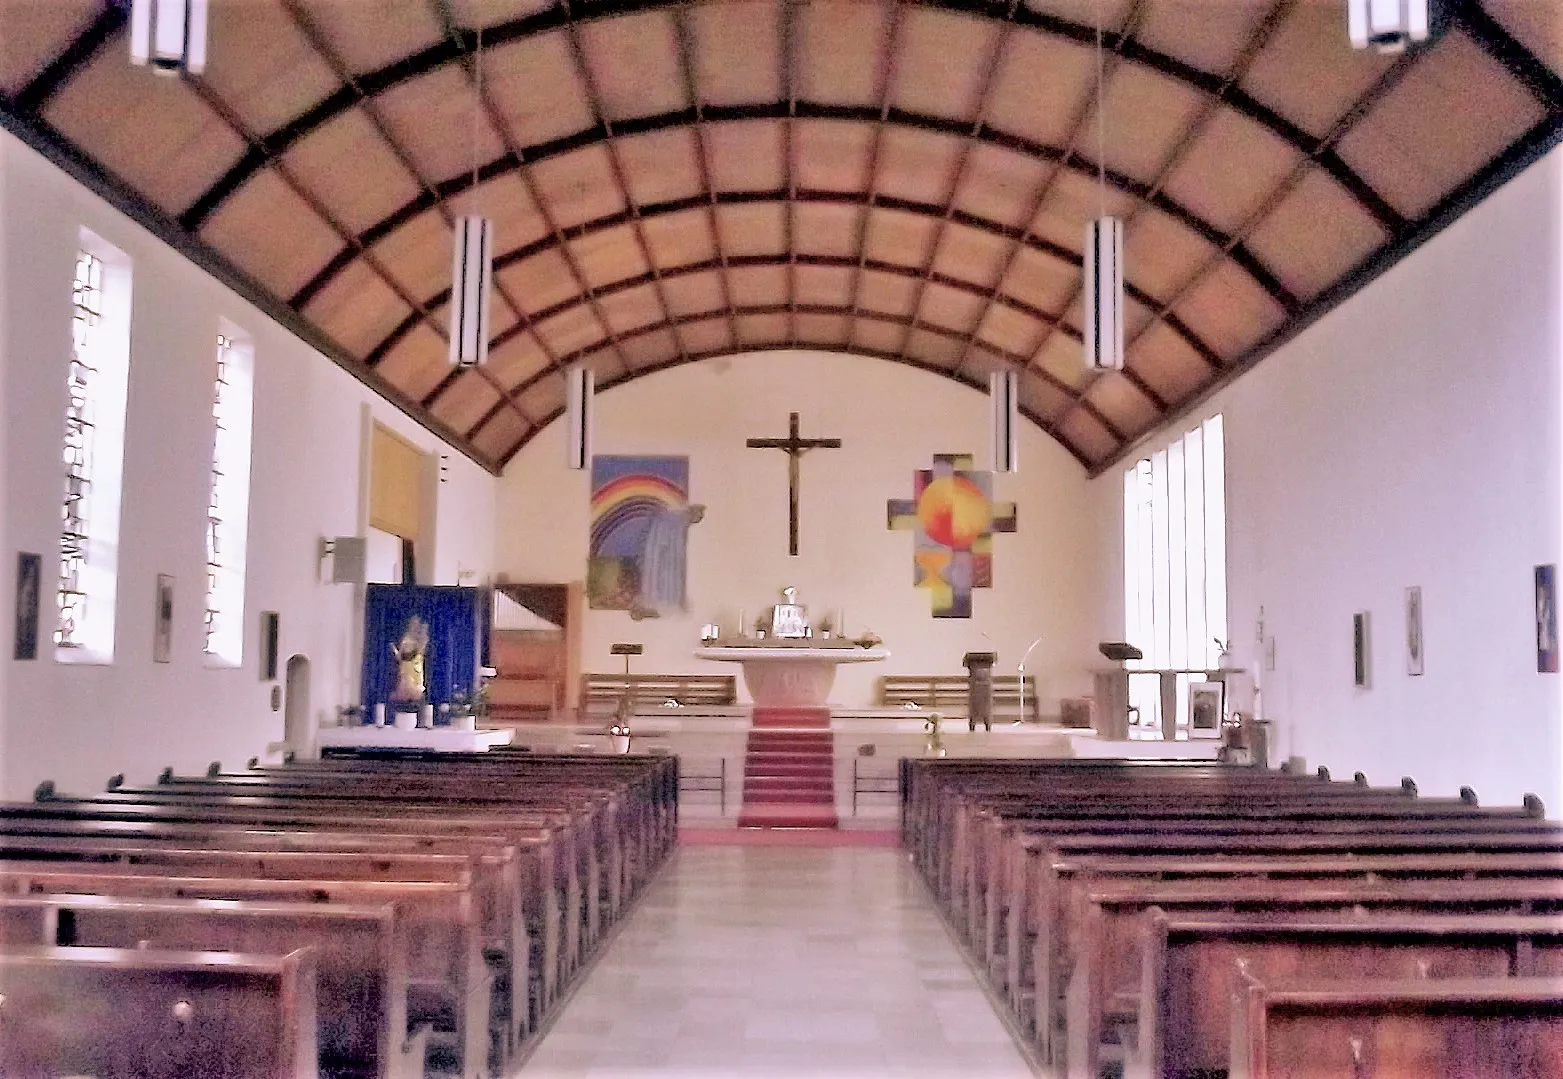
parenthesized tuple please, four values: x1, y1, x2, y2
(887, 453, 1017, 618)
(589, 456, 698, 617)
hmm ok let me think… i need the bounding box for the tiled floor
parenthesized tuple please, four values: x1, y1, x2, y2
(519, 845, 1034, 1078)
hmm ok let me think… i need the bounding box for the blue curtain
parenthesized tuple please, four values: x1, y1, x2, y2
(362, 585, 489, 716)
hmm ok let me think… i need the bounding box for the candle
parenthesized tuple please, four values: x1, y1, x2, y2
(737, 609, 746, 639)
(373, 703, 386, 727)
(419, 703, 434, 728)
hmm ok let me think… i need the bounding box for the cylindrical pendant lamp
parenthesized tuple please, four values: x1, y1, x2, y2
(449, 216, 493, 367)
(990, 368, 1018, 473)
(566, 364, 593, 470)
(1084, 216, 1124, 371)
(130, 0, 208, 74)
(1348, 0, 1428, 54)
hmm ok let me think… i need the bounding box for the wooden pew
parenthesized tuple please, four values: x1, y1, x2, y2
(0, 892, 425, 1079)
(0, 945, 318, 1079)
(0, 864, 491, 1078)
(1069, 901, 1563, 1078)
(879, 674, 1037, 720)
(580, 672, 737, 713)
(1229, 972, 1563, 1079)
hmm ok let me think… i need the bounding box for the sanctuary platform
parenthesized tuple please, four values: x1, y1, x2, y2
(483, 710, 1220, 830)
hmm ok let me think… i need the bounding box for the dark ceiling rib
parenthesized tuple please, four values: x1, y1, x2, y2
(279, 0, 538, 436)
(669, 6, 739, 348)
(889, 4, 1021, 396)
(13, 2, 125, 112)
(360, 188, 1225, 388)
(289, 103, 1297, 320)
(1098, 107, 1563, 479)
(487, 302, 1096, 470)
(483, 259, 1127, 442)
(781, 0, 798, 348)
(843, 1, 908, 382)
(1453, 0, 1563, 110)
(1038, 0, 1298, 436)
(0, 94, 497, 474)
(150, 0, 1402, 244)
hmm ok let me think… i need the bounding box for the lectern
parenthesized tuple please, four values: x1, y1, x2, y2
(963, 652, 997, 732)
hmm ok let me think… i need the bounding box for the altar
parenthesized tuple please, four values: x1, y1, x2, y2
(694, 644, 889, 707)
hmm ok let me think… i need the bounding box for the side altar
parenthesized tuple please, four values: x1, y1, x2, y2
(693, 588, 888, 708)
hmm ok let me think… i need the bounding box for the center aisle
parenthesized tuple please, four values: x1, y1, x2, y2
(520, 844, 1034, 1077)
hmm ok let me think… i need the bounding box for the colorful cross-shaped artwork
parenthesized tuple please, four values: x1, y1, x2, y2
(887, 454, 1018, 618)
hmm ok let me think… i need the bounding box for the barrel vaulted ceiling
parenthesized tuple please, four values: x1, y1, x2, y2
(1, 1, 1559, 474)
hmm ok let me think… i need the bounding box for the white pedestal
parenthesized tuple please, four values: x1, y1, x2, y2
(695, 646, 889, 707)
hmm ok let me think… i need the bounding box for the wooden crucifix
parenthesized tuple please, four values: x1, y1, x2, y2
(746, 412, 842, 556)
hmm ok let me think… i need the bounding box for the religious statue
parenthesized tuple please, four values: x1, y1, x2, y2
(389, 615, 430, 703)
(630, 504, 706, 620)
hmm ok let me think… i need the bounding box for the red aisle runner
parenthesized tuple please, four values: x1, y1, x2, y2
(736, 706, 838, 829)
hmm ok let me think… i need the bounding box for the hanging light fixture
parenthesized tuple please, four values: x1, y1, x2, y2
(449, 216, 493, 367)
(129, 0, 208, 75)
(989, 368, 1018, 474)
(1348, 0, 1429, 54)
(1083, 5, 1124, 372)
(449, 25, 493, 368)
(566, 364, 593, 471)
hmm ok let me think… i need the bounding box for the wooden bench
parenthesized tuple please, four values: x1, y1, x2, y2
(901, 757, 1563, 1070)
(0, 945, 319, 1079)
(1229, 972, 1563, 1079)
(879, 674, 1037, 720)
(580, 672, 738, 713)
(0, 892, 427, 1079)
(15, 751, 677, 1073)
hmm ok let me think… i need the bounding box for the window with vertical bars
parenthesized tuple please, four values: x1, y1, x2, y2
(57, 250, 102, 649)
(1122, 414, 1228, 736)
(204, 334, 231, 655)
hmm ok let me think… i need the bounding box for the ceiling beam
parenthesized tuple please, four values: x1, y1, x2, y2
(130, 0, 1404, 243)
(287, 103, 1297, 323)
(357, 188, 1225, 395)
(488, 324, 1095, 472)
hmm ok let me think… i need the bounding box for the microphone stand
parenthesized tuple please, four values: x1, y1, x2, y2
(1016, 636, 1044, 725)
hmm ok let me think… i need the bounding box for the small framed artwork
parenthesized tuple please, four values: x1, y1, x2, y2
(1405, 586, 1424, 676)
(1353, 611, 1371, 688)
(260, 611, 280, 681)
(1536, 565, 1558, 674)
(1188, 681, 1224, 738)
(153, 574, 174, 663)
(13, 552, 41, 661)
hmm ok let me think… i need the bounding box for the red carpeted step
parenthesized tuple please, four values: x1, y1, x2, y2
(749, 706, 832, 729)
(736, 803, 840, 829)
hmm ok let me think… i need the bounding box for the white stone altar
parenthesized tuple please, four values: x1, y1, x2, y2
(317, 725, 515, 752)
(694, 645, 889, 707)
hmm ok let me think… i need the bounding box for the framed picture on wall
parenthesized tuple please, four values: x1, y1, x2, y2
(1188, 681, 1223, 738)
(13, 552, 40, 661)
(153, 574, 174, 664)
(1536, 565, 1558, 674)
(1353, 611, 1371, 688)
(1405, 586, 1424, 676)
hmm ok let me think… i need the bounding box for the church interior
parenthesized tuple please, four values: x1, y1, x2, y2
(1, 0, 1562, 1076)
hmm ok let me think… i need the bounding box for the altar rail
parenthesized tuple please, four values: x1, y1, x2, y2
(879, 674, 1037, 720)
(581, 673, 738, 715)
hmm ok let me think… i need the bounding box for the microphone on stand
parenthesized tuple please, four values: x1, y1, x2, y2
(1017, 636, 1044, 725)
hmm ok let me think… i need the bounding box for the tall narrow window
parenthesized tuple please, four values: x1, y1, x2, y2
(1123, 415, 1228, 735)
(204, 324, 254, 666)
(56, 232, 132, 663)
(57, 252, 101, 650)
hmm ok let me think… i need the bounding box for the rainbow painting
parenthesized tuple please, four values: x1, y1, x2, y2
(887, 453, 1017, 618)
(589, 456, 692, 616)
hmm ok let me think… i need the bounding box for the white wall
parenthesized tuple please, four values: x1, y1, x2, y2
(1096, 147, 1563, 813)
(496, 350, 1104, 710)
(0, 131, 497, 800)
